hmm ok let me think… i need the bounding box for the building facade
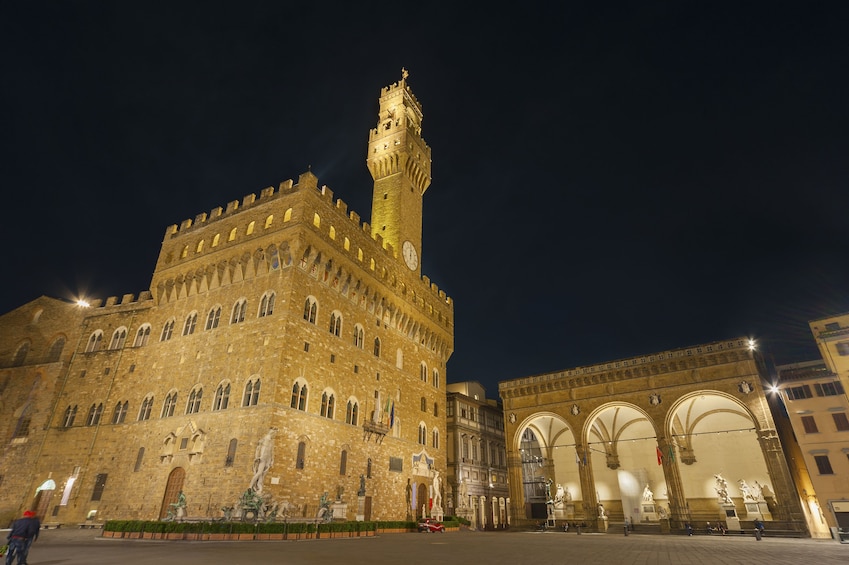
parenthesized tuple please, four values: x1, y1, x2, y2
(498, 338, 807, 535)
(445, 381, 510, 529)
(0, 72, 453, 526)
(773, 359, 848, 538)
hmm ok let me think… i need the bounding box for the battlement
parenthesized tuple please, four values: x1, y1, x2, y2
(160, 171, 451, 305)
(380, 78, 422, 112)
(82, 291, 154, 312)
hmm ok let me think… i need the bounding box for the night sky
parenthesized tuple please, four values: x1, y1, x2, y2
(3, 3, 848, 396)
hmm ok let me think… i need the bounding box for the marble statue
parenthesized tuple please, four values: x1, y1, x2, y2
(165, 490, 187, 521)
(714, 474, 731, 504)
(458, 479, 468, 508)
(249, 427, 278, 494)
(642, 484, 654, 502)
(432, 470, 443, 508)
(598, 503, 607, 518)
(545, 478, 554, 503)
(738, 479, 756, 501)
(358, 474, 366, 496)
(553, 483, 565, 508)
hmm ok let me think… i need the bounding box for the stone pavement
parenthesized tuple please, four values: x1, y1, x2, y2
(9, 527, 848, 565)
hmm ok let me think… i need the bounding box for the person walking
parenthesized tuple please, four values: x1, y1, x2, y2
(5, 510, 39, 565)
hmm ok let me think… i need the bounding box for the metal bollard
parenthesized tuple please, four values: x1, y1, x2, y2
(576, 526, 581, 535)
(754, 528, 762, 541)
(624, 525, 629, 536)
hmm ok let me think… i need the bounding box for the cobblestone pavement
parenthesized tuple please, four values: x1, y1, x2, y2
(11, 527, 848, 565)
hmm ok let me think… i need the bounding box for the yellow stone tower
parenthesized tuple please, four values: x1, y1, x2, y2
(367, 69, 432, 275)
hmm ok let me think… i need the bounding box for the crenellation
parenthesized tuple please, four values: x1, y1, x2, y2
(242, 193, 256, 207)
(225, 200, 239, 214)
(120, 293, 135, 305)
(259, 186, 274, 199)
(194, 212, 207, 225)
(105, 296, 119, 306)
(180, 218, 193, 231)
(335, 198, 347, 215)
(279, 179, 294, 192)
(319, 185, 333, 201)
(210, 206, 223, 220)
(348, 210, 359, 224)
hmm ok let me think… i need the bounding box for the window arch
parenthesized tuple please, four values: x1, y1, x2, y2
(434, 402, 439, 417)
(418, 423, 427, 445)
(213, 383, 231, 411)
(421, 397, 427, 411)
(329, 311, 342, 336)
(259, 291, 275, 318)
(243, 378, 261, 406)
(196, 239, 205, 253)
(346, 399, 359, 426)
(161, 391, 178, 418)
(228, 227, 237, 241)
(303, 297, 317, 324)
(291, 381, 308, 411)
(339, 449, 347, 475)
(63, 405, 78, 427)
(432, 369, 440, 389)
(186, 386, 203, 414)
(432, 428, 440, 449)
(12, 403, 32, 438)
(283, 208, 292, 222)
(247, 221, 255, 235)
(86, 403, 103, 426)
(134, 447, 145, 472)
(231, 299, 247, 324)
(212, 233, 220, 247)
(182, 312, 198, 336)
(373, 337, 381, 358)
(138, 395, 154, 421)
(12, 341, 30, 366)
(206, 306, 222, 330)
(353, 324, 364, 348)
(112, 401, 128, 424)
(160, 319, 175, 342)
(420, 362, 428, 382)
(109, 326, 127, 349)
(264, 215, 273, 228)
(85, 331, 103, 353)
(313, 213, 321, 228)
(47, 337, 65, 362)
(133, 325, 151, 347)
(320, 390, 335, 419)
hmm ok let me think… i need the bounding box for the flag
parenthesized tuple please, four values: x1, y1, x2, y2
(575, 451, 581, 466)
(668, 445, 675, 463)
(583, 452, 588, 466)
(656, 446, 664, 465)
(389, 400, 395, 428)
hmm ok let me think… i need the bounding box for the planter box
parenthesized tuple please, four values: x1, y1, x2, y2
(237, 533, 255, 540)
(127, 532, 141, 539)
(165, 533, 184, 540)
(207, 533, 227, 541)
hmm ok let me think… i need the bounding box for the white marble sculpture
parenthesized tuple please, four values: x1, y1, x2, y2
(714, 474, 732, 504)
(249, 427, 277, 493)
(738, 479, 756, 501)
(642, 483, 654, 502)
(432, 470, 443, 508)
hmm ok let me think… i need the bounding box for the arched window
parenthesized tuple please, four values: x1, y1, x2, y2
(432, 428, 439, 449)
(160, 320, 175, 342)
(353, 325, 364, 348)
(434, 402, 439, 417)
(329, 311, 342, 336)
(63, 405, 77, 427)
(339, 450, 347, 475)
(420, 362, 428, 382)
(247, 221, 255, 235)
(346, 400, 359, 426)
(228, 227, 237, 241)
(259, 292, 275, 317)
(243, 378, 261, 406)
(291, 382, 308, 411)
(182, 313, 198, 336)
(85, 331, 103, 353)
(206, 307, 222, 330)
(432, 369, 440, 389)
(373, 337, 381, 358)
(313, 213, 321, 228)
(418, 423, 427, 445)
(186, 387, 203, 414)
(109, 327, 127, 349)
(213, 383, 230, 410)
(303, 297, 317, 324)
(421, 397, 427, 411)
(12, 342, 30, 366)
(12, 403, 32, 438)
(212, 233, 220, 247)
(139, 396, 154, 421)
(47, 337, 65, 362)
(264, 215, 273, 229)
(320, 391, 335, 419)
(283, 208, 292, 222)
(231, 299, 247, 324)
(86, 403, 103, 426)
(133, 325, 151, 347)
(112, 401, 128, 424)
(162, 392, 178, 418)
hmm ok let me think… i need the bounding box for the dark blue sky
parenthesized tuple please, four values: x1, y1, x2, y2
(2, 2, 848, 395)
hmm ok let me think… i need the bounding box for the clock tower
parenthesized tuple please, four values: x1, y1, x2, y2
(368, 69, 432, 273)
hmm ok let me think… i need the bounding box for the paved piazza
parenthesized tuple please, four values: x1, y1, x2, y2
(15, 528, 848, 565)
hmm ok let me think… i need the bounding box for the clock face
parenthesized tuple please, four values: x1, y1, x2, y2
(402, 241, 418, 270)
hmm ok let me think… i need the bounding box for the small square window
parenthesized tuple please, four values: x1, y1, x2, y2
(354, 365, 359, 373)
(304, 342, 310, 352)
(180, 438, 189, 450)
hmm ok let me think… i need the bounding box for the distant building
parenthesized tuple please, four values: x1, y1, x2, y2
(0, 71, 454, 526)
(445, 381, 509, 528)
(809, 313, 849, 406)
(773, 359, 849, 537)
(498, 338, 807, 535)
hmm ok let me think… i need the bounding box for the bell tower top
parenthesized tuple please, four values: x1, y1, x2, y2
(367, 70, 432, 274)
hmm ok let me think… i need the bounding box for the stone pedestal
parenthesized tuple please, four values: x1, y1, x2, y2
(330, 501, 347, 520)
(720, 503, 740, 531)
(744, 501, 772, 521)
(432, 505, 444, 522)
(597, 516, 609, 532)
(554, 503, 575, 520)
(641, 503, 658, 522)
(356, 495, 365, 522)
(457, 506, 474, 525)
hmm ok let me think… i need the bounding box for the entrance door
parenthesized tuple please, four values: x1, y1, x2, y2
(159, 467, 185, 519)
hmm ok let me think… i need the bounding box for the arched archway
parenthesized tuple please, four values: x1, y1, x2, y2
(159, 467, 186, 519)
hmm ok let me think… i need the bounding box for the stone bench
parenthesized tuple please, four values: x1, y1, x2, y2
(78, 522, 103, 529)
(42, 523, 62, 529)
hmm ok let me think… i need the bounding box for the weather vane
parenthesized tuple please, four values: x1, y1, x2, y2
(401, 68, 409, 80)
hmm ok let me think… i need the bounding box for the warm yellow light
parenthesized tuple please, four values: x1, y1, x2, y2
(76, 299, 90, 308)
(747, 339, 756, 351)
